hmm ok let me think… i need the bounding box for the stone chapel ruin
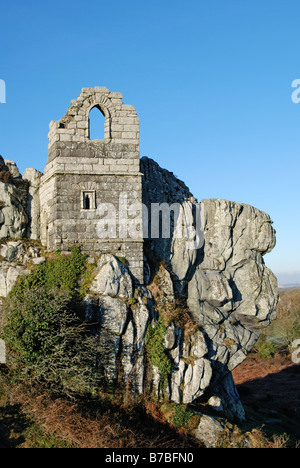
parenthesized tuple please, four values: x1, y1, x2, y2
(0, 87, 279, 427)
(39, 87, 144, 282)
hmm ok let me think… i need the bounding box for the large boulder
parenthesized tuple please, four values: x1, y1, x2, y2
(141, 158, 279, 420)
(90, 254, 133, 298)
(186, 198, 278, 418)
(0, 182, 28, 239)
(141, 157, 199, 291)
(23, 168, 43, 240)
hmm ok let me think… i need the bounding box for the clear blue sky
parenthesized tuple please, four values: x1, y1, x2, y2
(0, 0, 299, 279)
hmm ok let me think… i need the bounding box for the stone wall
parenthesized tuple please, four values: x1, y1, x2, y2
(47, 87, 139, 148)
(39, 88, 144, 282)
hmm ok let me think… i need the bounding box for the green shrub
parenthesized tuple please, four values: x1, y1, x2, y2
(116, 256, 128, 267)
(11, 246, 87, 301)
(172, 405, 193, 428)
(79, 260, 97, 298)
(2, 286, 99, 396)
(269, 315, 300, 350)
(145, 316, 172, 384)
(255, 336, 277, 359)
(1, 246, 100, 397)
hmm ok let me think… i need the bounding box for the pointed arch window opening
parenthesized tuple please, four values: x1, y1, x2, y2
(88, 106, 106, 140)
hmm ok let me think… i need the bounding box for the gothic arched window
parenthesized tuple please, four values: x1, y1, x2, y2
(88, 106, 105, 140)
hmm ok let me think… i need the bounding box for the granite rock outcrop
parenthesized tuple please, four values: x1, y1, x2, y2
(0, 156, 279, 425)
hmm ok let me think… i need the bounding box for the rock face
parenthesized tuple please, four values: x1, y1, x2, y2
(0, 181, 28, 239)
(0, 240, 43, 297)
(141, 156, 199, 292)
(0, 154, 279, 426)
(83, 255, 150, 389)
(140, 157, 278, 420)
(0, 157, 41, 240)
(23, 168, 43, 240)
(90, 254, 133, 299)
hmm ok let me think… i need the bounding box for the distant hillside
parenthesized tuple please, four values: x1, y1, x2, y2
(261, 287, 300, 349)
(275, 272, 300, 289)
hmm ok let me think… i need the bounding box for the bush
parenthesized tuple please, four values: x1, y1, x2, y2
(2, 286, 99, 396)
(1, 246, 100, 397)
(255, 336, 277, 359)
(145, 316, 172, 384)
(11, 245, 87, 301)
(172, 405, 193, 428)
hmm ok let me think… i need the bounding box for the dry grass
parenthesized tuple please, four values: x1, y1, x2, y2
(217, 423, 290, 448)
(278, 288, 300, 313)
(245, 428, 289, 449)
(0, 373, 202, 449)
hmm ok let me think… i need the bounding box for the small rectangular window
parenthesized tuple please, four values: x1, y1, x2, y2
(81, 191, 96, 210)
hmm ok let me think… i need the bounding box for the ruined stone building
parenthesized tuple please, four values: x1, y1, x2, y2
(39, 87, 144, 282)
(0, 88, 279, 426)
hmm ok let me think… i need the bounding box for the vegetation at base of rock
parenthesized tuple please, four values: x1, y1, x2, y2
(0, 370, 202, 448)
(2, 286, 99, 396)
(78, 260, 97, 298)
(254, 336, 277, 359)
(145, 316, 172, 384)
(1, 246, 100, 397)
(216, 422, 290, 449)
(253, 288, 300, 355)
(160, 402, 199, 430)
(10, 245, 87, 301)
(172, 405, 194, 428)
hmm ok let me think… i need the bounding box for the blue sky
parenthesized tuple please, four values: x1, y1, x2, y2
(0, 0, 299, 281)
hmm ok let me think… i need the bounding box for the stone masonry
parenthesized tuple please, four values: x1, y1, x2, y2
(0, 93, 279, 429)
(39, 87, 144, 282)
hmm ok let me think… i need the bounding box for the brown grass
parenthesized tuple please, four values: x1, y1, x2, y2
(278, 288, 300, 314)
(0, 374, 203, 448)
